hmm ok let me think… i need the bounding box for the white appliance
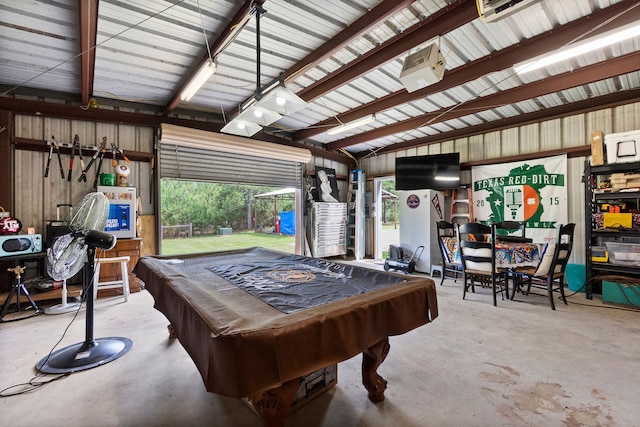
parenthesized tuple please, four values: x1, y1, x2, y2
(96, 186, 136, 238)
(398, 190, 445, 273)
(399, 43, 446, 92)
(477, 0, 541, 22)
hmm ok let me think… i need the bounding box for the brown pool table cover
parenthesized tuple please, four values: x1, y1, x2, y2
(134, 248, 438, 398)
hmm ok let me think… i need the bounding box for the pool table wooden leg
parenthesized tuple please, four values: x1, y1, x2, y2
(167, 324, 177, 338)
(248, 378, 299, 427)
(362, 337, 390, 403)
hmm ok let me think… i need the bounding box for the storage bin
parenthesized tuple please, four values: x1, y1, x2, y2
(602, 280, 640, 307)
(604, 242, 640, 265)
(604, 130, 640, 164)
(566, 264, 586, 293)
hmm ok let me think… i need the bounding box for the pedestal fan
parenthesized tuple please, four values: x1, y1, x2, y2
(36, 192, 132, 373)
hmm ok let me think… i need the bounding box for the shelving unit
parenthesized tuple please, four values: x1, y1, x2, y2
(347, 169, 366, 260)
(584, 160, 640, 299)
(451, 187, 472, 225)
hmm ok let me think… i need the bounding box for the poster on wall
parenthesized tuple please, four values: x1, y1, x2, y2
(315, 167, 340, 203)
(471, 154, 567, 243)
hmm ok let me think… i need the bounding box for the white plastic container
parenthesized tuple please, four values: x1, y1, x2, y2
(605, 130, 640, 164)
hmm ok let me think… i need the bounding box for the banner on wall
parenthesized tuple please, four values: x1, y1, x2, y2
(471, 154, 567, 243)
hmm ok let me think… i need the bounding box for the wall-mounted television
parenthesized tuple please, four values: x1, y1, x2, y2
(395, 153, 460, 190)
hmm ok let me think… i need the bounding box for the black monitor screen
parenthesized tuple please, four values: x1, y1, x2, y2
(395, 153, 460, 190)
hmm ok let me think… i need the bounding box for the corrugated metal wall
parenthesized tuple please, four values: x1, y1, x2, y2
(359, 101, 640, 264)
(12, 114, 154, 237)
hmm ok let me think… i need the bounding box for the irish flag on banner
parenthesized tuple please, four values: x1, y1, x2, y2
(471, 155, 568, 244)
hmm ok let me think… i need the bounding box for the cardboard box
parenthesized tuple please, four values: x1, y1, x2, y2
(242, 364, 337, 418)
(591, 130, 605, 166)
(602, 280, 640, 308)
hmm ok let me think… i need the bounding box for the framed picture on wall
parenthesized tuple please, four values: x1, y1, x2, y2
(315, 167, 340, 203)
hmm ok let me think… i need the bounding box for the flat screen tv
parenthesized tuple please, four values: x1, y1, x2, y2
(395, 153, 460, 190)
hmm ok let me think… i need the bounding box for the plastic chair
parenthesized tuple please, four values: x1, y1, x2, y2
(457, 222, 508, 306)
(92, 256, 131, 302)
(511, 224, 575, 310)
(435, 221, 462, 286)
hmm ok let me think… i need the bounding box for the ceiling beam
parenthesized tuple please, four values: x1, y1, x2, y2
(78, 0, 99, 106)
(364, 88, 640, 158)
(296, 0, 477, 104)
(0, 97, 350, 165)
(296, 0, 640, 141)
(327, 51, 640, 151)
(163, 0, 265, 116)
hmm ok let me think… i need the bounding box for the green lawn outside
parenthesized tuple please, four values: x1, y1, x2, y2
(161, 231, 296, 256)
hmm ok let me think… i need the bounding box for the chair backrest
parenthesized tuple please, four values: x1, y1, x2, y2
(533, 223, 576, 277)
(457, 222, 495, 273)
(492, 220, 526, 237)
(436, 221, 457, 264)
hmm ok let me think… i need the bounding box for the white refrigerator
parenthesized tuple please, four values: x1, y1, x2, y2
(398, 189, 444, 273)
(97, 186, 137, 239)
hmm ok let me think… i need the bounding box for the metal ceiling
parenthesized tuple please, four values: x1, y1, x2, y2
(1, 0, 639, 161)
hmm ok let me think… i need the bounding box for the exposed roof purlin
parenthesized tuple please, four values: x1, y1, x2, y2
(328, 51, 640, 151)
(297, 0, 640, 143)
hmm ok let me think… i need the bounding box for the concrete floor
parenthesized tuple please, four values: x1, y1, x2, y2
(1, 266, 639, 427)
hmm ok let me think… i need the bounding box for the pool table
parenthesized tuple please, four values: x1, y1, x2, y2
(135, 247, 438, 426)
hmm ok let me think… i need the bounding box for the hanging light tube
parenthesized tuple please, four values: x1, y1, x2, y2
(514, 21, 640, 74)
(180, 59, 217, 101)
(327, 114, 376, 135)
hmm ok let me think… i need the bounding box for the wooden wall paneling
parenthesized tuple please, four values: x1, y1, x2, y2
(480, 131, 498, 160)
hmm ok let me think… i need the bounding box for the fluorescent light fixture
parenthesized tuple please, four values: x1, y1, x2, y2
(514, 21, 640, 74)
(220, 119, 262, 137)
(234, 104, 282, 126)
(255, 86, 308, 115)
(180, 59, 216, 101)
(327, 114, 376, 135)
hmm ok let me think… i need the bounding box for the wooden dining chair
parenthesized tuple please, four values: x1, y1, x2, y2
(492, 220, 526, 238)
(457, 222, 508, 306)
(435, 221, 462, 286)
(510, 223, 576, 310)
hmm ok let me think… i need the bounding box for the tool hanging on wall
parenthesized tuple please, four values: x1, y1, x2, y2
(110, 143, 130, 167)
(67, 135, 79, 181)
(44, 136, 65, 179)
(92, 138, 108, 189)
(78, 137, 107, 184)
